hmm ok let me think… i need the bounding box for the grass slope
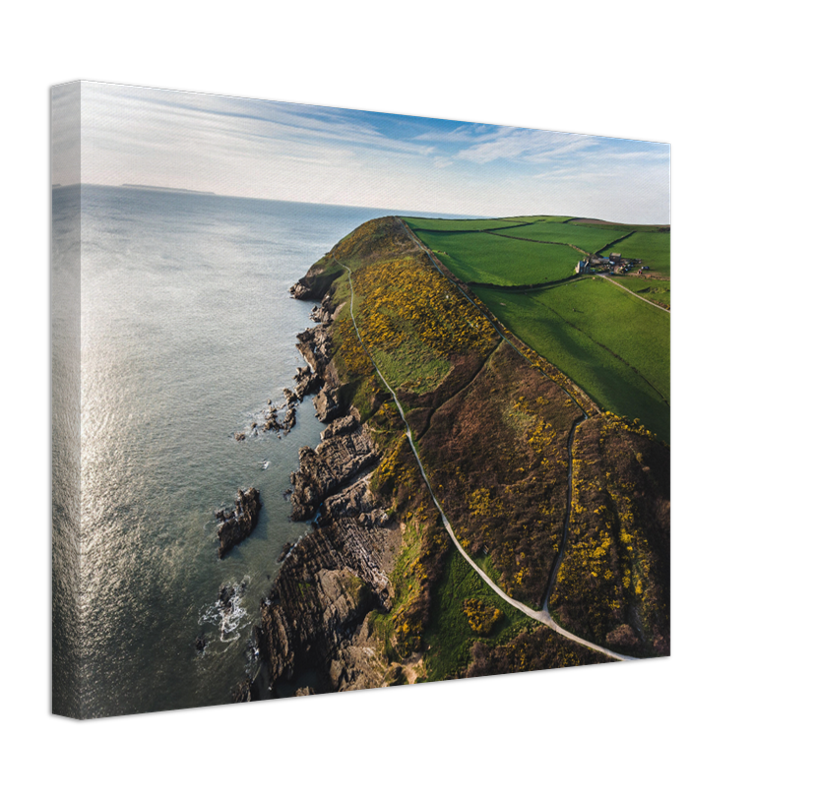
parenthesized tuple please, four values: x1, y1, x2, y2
(601, 230, 671, 275)
(416, 229, 578, 286)
(511, 220, 634, 253)
(473, 278, 670, 442)
(402, 217, 529, 232)
(611, 276, 671, 309)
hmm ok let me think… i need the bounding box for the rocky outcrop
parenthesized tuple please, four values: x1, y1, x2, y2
(255, 479, 401, 696)
(247, 298, 335, 441)
(289, 419, 379, 521)
(290, 263, 342, 302)
(290, 281, 316, 300)
(262, 375, 311, 436)
(297, 298, 334, 364)
(248, 263, 400, 700)
(320, 413, 359, 442)
(216, 488, 262, 558)
(296, 325, 332, 377)
(313, 385, 341, 423)
(309, 297, 334, 324)
(293, 366, 320, 400)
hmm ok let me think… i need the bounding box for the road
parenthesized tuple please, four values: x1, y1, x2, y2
(339, 260, 636, 663)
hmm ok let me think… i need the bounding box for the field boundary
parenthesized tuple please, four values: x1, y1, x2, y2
(525, 285, 670, 407)
(484, 229, 590, 255)
(468, 274, 581, 293)
(406, 221, 534, 234)
(598, 229, 636, 254)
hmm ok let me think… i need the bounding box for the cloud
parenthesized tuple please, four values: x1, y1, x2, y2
(456, 128, 599, 164)
(75, 81, 669, 223)
(81, 83, 427, 195)
(413, 122, 497, 143)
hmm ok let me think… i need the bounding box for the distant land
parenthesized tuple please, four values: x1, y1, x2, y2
(122, 184, 216, 195)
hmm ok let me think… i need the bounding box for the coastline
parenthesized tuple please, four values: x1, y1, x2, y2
(241, 292, 402, 698)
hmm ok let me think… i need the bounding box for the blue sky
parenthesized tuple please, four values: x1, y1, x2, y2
(60, 81, 669, 223)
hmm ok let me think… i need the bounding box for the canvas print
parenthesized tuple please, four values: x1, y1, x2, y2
(51, 82, 670, 719)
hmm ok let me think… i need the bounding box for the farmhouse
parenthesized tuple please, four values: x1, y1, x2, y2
(582, 252, 648, 275)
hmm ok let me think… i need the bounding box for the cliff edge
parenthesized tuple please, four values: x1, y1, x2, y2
(252, 285, 403, 696)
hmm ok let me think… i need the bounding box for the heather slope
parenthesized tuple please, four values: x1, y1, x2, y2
(255, 215, 670, 698)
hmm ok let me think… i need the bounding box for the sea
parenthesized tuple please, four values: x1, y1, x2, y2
(51, 184, 466, 718)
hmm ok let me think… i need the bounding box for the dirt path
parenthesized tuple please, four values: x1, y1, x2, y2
(599, 273, 670, 313)
(339, 259, 635, 663)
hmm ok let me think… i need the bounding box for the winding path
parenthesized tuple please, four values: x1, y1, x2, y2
(339, 260, 635, 663)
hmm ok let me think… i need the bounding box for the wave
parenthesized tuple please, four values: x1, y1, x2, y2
(198, 576, 252, 644)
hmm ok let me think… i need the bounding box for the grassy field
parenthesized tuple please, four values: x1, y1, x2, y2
(407, 216, 671, 438)
(601, 230, 671, 275)
(497, 215, 573, 224)
(415, 229, 578, 285)
(507, 220, 633, 253)
(473, 277, 670, 442)
(405, 217, 634, 253)
(402, 216, 530, 232)
(567, 218, 668, 233)
(611, 276, 671, 308)
(372, 336, 451, 395)
(403, 215, 577, 231)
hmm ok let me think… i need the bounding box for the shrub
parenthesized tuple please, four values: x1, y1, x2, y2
(462, 598, 503, 636)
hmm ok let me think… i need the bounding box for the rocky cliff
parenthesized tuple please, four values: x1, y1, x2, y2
(247, 283, 401, 698)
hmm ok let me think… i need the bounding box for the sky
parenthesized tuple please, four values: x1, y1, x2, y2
(54, 81, 670, 224)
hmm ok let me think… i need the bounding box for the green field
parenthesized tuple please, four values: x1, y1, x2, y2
(407, 216, 670, 439)
(473, 277, 670, 442)
(498, 215, 573, 224)
(507, 220, 633, 253)
(601, 230, 671, 275)
(403, 215, 577, 231)
(372, 337, 450, 395)
(407, 216, 636, 254)
(611, 276, 671, 308)
(415, 229, 578, 286)
(402, 217, 530, 232)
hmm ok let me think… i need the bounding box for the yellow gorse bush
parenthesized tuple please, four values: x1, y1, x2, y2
(462, 598, 503, 636)
(353, 258, 495, 360)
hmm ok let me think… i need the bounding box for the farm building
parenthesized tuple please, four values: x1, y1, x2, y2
(575, 260, 590, 274)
